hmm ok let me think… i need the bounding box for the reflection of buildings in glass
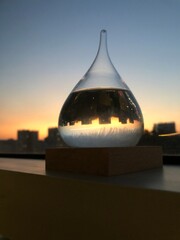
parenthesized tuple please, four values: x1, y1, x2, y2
(65, 117, 137, 128)
(17, 130, 39, 152)
(59, 89, 142, 128)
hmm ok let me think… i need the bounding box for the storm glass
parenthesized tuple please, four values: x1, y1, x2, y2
(58, 30, 144, 147)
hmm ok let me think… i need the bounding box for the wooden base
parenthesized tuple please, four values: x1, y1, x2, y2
(45, 146, 162, 176)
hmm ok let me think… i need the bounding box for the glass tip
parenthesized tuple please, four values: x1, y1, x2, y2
(101, 29, 107, 34)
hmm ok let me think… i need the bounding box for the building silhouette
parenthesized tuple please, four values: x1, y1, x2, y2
(152, 122, 176, 135)
(45, 127, 66, 148)
(0, 139, 17, 153)
(17, 130, 39, 152)
(0, 124, 179, 154)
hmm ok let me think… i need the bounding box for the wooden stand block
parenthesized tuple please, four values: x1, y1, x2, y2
(45, 146, 162, 176)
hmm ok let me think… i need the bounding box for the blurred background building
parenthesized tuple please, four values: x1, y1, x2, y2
(152, 122, 176, 135)
(17, 130, 39, 152)
(0, 123, 179, 154)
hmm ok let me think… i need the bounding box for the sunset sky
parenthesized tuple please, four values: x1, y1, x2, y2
(0, 0, 180, 140)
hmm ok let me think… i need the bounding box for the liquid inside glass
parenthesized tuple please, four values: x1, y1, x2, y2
(59, 88, 143, 147)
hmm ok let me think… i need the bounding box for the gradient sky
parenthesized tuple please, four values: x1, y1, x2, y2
(0, 0, 180, 139)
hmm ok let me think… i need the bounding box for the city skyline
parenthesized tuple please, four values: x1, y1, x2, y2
(1, 0, 180, 139)
(0, 120, 178, 141)
(0, 124, 179, 155)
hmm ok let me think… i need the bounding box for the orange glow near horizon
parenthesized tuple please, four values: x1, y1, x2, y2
(0, 115, 180, 140)
(0, 124, 57, 140)
(1, 120, 180, 140)
(0, 99, 60, 140)
(0, 117, 58, 140)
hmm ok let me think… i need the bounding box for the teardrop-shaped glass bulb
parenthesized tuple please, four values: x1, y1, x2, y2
(58, 30, 144, 147)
